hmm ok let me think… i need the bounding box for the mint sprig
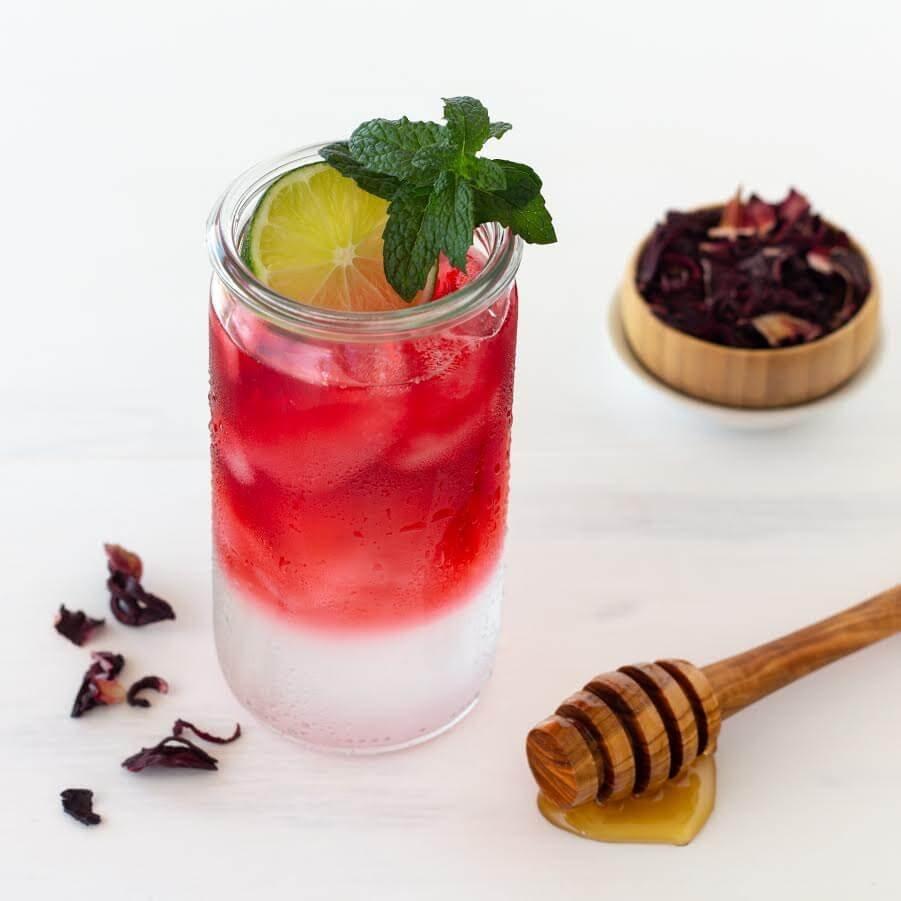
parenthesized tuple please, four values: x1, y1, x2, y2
(321, 97, 555, 300)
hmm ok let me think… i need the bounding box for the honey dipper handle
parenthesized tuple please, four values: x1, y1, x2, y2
(702, 585, 901, 719)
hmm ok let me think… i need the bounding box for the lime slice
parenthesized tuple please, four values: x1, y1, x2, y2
(243, 162, 433, 311)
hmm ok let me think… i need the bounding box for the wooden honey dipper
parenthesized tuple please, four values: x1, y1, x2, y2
(527, 585, 901, 809)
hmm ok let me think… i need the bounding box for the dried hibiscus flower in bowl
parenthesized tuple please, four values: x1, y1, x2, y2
(621, 189, 879, 408)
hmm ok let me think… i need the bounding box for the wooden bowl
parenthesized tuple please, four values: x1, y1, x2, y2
(620, 234, 880, 409)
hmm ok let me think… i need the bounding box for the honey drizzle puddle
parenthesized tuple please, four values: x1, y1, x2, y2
(537, 755, 716, 846)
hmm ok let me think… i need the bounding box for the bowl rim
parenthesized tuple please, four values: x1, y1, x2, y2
(608, 291, 884, 417)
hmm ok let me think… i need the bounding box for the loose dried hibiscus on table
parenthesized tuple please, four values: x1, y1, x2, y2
(54, 605, 104, 646)
(105, 543, 176, 626)
(173, 718, 241, 744)
(122, 719, 241, 772)
(60, 788, 102, 826)
(126, 675, 170, 708)
(71, 651, 127, 717)
(122, 735, 220, 772)
(636, 189, 871, 348)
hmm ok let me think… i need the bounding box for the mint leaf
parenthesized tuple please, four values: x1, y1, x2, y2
(411, 140, 458, 177)
(474, 188, 557, 245)
(320, 142, 400, 200)
(470, 158, 507, 192)
(443, 96, 490, 155)
(385, 162, 550, 299)
(382, 175, 474, 298)
(423, 171, 473, 271)
(487, 121, 512, 140)
(382, 185, 435, 300)
(489, 160, 542, 208)
(348, 118, 445, 179)
(322, 98, 555, 298)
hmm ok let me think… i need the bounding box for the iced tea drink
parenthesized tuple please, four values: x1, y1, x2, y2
(207, 147, 522, 751)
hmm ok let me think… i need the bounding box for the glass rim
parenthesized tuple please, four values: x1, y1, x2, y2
(206, 142, 523, 342)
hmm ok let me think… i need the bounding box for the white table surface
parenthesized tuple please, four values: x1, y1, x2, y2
(3, 1, 900, 898)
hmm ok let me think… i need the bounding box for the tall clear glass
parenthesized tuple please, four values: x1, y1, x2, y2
(207, 145, 522, 752)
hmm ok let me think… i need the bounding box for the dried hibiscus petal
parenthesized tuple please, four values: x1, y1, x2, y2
(745, 195, 777, 234)
(108, 575, 176, 626)
(104, 543, 143, 580)
(777, 188, 811, 228)
(92, 650, 125, 677)
(71, 651, 126, 718)
(54, 605, 104, 646)
(752, 313, 823, 347)
(127, 675, 170, 708)
(61, 788, 101, 826)
(708, 188, 757, 239)
(122, 735, 219, 772)
(105, 543, 175, 626)
(813, 246, 871, 298)
(173, 718, 241, 744)
(659, 252, 702, 294)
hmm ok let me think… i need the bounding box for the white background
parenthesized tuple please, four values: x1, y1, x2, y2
(3, 1, 900, 898)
